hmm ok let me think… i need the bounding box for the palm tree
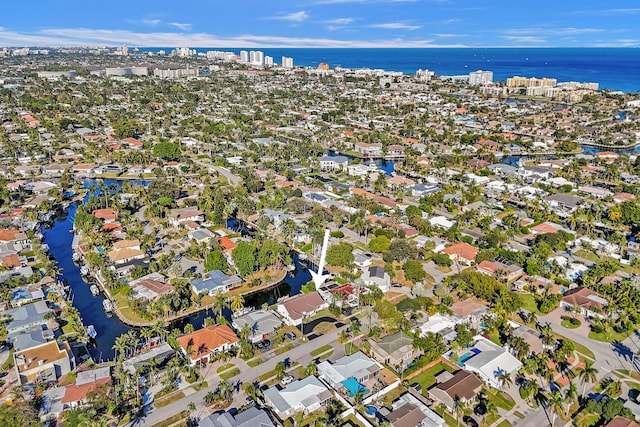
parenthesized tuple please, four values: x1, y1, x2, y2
(484, 400, 498, 425)
(548, 391, 565, 426)
(576, 360, 598, 399)
(564, 381, 578, 417)
(230, 294, 245, 313)
(304, 361, 318, 377)
(274, 361, 286, 380)
(497, 371, 513, 391)
(454, 398, 466, 427)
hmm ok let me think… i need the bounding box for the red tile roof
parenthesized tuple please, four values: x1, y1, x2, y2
(442, 242, 478, 262)
(177, 324, 238, 360)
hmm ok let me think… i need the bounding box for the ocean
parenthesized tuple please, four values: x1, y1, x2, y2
(140, 47, 640, 93)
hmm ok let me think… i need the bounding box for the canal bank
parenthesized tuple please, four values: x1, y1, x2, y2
(42, 179, 313, 360)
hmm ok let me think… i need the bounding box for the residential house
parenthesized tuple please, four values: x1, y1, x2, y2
(317, 351, 382, 388)
(190, 270, 242, 296)
(92, 208, 117, 223)
(441, 242, 478, 266)
(463, 337, 523, 389)
(3, 300, 52, 334)
(108, 240, 145, 265)
(561, 286, 608, 318)
(530, 221, 565, 235)
(354, 142, 382, 157)
(387, 176, 416, 190)
(14, 340, 74, 385)
(10, 287, 44, 307)
(129, 272, 173, 301)
(387, 393, 445, 427)
(263, 376, 332, 419)
(361, 265, 391, 292)
(9, 327, 52, 352)
(61, 367, 111, 409)
(429, 370, 483, 412)
(578, 185, 613, 199)
(0, 229, 28, 245)
(369, 332, 416, 369)
(449, 299, 489, 329)
(176, 324, 239, 366)
(544, 194, 582, 215)
(199, 407, 276, 427)
(353, 250, 373, 268)
(169, 207, 204, 226)
(318, 155, 349, 171)
(418, 313, 457, 342)
(410, 184, 440, 198)
(429, 216, 455, 230)
(232, 310, 283, 343)
(276, 292, 328, 326)
(476, 259, 523, 282)
(188, 228, 215, 243)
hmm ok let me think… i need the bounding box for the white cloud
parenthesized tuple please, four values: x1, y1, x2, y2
(0, 27, 464, 48)
(324, 18, 354, 25)
(272, 11, 309, 22)
(574, 8, 640, 16)
(141, 19, 161, 26)
(433, 33, 466, 38)
(169, 23, 192, 31)
(502, 35, 546, 45)
(369, 22, 421, 30)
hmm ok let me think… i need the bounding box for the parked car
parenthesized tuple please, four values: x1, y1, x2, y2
(285, 332, 297, 341)
(246, 397, 255, 406)
(281, 375, 294, 385)
(391, 283, 403, 288)
(256, 339, 271, 351)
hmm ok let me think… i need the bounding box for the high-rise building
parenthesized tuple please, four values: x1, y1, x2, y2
(120, 44, 128, 56)
(264, 56, 274, 66)
(239, 50, 249, 62)
(281, 56, 294, 68)
(468, 70, 493, 85)
(318, 62, 330, 71)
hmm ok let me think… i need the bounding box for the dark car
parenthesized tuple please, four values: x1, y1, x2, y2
(411, 383, 422, 393)
(285, 332, 297, 340)
(463, 416, 478, 427)
(256, 340, 271, 350)
(474, 404, 486, 416)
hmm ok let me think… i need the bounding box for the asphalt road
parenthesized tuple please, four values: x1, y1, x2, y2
(192, 159, 242, 187)
(130, 321, 349, 426)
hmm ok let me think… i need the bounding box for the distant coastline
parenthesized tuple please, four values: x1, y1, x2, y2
(137, 47, 640, 93)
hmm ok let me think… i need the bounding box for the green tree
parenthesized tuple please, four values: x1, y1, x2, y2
(152, 141, 181, 161)
(368, 235, 391, 253)
(325, 242, 354, 267)
(232, 241, 256, 276)
(403, 259, 427, 282)
(205, 250, 228, 271)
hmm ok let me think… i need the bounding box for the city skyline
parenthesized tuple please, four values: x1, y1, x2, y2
(0, 1, 639, 48)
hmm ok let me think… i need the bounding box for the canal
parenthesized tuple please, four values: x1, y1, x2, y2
(41, 179, 312, 361)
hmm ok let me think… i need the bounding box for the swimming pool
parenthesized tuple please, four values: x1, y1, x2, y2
(458, 348, 481, 366)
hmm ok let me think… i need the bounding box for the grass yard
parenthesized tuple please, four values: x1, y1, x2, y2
(551, 332, 595, 360)
(154, 391, 186, 408)
(310, 344, 333, 357)
(518, 293, 541, 315)
(150, 411, 189, 427)
(574, 412, 600, 427)
(247, 358, 262, 367)
(483, 414, 502, 427)
(561, 317, 581, 329)
(219, 367, 240, 380)
(216, 363, 235, 373)
(275, 343, 294, 355)
(409, 362, 456, 394)
(484, 387, 515, 411)
(573, 249, 600, 262)
(588, 329, 632, 343)
(495, 420, 513, 427)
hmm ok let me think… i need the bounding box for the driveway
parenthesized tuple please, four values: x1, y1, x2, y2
(540, 307, 592, 337)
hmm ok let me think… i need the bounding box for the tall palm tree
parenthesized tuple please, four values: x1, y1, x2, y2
(564, 381, 578, 417)
(576, 360, 598, 399)
(548, 391, 565, 426)
(230, 294, 245, 313)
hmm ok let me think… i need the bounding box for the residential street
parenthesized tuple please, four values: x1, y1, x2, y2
(129, 321, 349, 426)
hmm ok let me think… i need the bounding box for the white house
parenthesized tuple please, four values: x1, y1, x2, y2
(263, 376, 332, 418)
(276, 292, 328, 326)
(318, 155, 349, 171)
(463, 336, 522, 389)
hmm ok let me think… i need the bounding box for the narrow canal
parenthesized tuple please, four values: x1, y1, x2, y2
(41, 179, 312, 361)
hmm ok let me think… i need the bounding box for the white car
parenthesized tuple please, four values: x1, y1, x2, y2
(281, 375, 294, 386)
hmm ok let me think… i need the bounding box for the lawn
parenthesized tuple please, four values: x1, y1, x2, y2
(574, 412, 600, 427)
(484, 387, 515, 411)
(495, 420, 512, 427)
(154, 391, 186, 408)
(247, 358, 262, 367)
(518, 293, 541, 315)
(150, 411, 188, 427)
(483, 414, 502, 427)
(551, 332, 595, 360)
(275, 343, 294, 355)
(561, 317, 581, 329)
(409, 362, 456, 394)
(310, 344, 333, 357)
(434, 404, 460, 427)
(220, 367, 240, 380)
(193, 381, 208, 391)
(216, 363, 235, 373)
(588, 328, 632, 343)
(312, 322, 337, 334)
(573, 249, 600, 262)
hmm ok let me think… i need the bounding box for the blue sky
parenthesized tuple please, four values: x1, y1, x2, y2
(1, 1, 639, 48)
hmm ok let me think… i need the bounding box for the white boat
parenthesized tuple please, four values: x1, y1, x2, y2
(103, 299, 114, 312)
(72, 252, 82, 264)
(90, 285, 100, 297)
(80, 266, 90, 276)
(87, 325, 97, 339)
(297, 252, 308, 261)
(286, 264, 295, 271)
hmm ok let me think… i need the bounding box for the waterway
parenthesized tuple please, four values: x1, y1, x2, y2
(326, 151, 396, 175)
(41, 179, 312, 361)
